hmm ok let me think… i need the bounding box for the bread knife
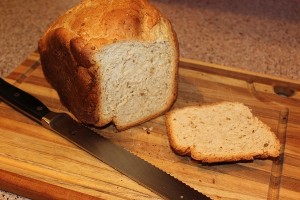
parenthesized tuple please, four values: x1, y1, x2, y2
(0, 78, 210, 200)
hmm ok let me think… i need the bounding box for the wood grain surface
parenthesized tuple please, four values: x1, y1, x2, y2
(0, 52, 299, 200)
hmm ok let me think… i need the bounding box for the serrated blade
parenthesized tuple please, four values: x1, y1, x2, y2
(42, 112, 210, 200)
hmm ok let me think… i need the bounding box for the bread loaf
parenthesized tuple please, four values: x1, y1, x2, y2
(38, 0, 179, 130)
(165, 102, 281, 163)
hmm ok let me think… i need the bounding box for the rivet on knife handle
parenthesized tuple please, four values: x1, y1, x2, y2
(0, 78, 50, 123)
(0, 78, 210, 200)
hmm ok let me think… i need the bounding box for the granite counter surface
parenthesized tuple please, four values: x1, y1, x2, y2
(1, 0, 300, 199)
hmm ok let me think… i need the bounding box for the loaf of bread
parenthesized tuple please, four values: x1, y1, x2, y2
(38, 0, 179, 130)
(165, 102, 281, 163)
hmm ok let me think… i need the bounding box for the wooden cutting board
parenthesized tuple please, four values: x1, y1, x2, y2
(1, 52, 299, 200)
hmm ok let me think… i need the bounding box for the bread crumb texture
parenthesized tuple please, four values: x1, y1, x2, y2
(166, 102, 281, 163)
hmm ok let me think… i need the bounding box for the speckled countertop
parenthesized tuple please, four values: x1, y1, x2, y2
(0, 0, 300, 199)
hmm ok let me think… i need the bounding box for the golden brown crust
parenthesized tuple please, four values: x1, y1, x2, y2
(41, 0, 163, 52)
(39, 0, 178, 127)
(39, 27, 100, 124)
(165, 110, 189, 155)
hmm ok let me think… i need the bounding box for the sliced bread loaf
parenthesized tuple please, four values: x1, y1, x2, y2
(165, 102, 281, 163)
(38, 0, 178, 130)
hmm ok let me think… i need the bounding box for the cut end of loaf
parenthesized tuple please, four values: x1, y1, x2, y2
(166, 102, 281, 163)
(96, 40, 177, 130)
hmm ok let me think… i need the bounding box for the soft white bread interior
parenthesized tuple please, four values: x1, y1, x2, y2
(38, 0, 178, 130)
(98, 40, 176, 129)
(165, 102, 281, 163)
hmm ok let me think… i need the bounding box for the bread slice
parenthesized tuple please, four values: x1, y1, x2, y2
(165, 102, 281, 163)
(38, 0, 178, 130)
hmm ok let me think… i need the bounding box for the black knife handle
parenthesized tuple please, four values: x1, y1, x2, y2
(0, 78, 50, 123)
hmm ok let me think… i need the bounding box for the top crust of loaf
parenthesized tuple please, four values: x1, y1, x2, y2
(39, 0, 176, 67)
(165, 102, 281, 163)
(38, 0, 179, 128)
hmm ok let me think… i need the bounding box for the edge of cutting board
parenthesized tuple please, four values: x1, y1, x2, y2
(0, 169, 102, 200)
(180, 57, 300, 90)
